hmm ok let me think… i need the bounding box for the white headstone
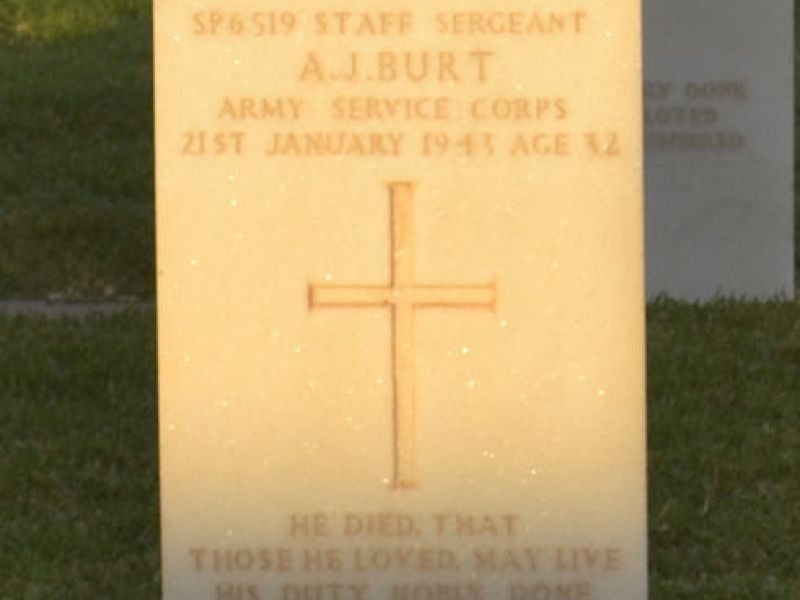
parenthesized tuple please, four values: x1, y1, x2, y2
(154, 1, 648, 598)
(644, 0, 795, 300)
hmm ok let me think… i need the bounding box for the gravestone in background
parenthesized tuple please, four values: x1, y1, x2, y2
(155, 1, 647, 598)
(644, 0, 795, 300)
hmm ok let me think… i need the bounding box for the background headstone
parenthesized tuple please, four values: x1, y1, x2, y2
(644, 0, 795, 300)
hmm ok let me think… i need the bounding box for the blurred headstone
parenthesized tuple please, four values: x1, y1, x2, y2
(644, 0, 795, 300)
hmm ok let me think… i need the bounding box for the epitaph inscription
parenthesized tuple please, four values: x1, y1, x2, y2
(645, 79, 747, 153)
(156, 1, 646, 599)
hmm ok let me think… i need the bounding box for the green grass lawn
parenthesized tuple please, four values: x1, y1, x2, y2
(0, 0, 153, 300)
(1, 304, 798, 598)
(648, 300, 800, 598)
(0, 311, 159, 598)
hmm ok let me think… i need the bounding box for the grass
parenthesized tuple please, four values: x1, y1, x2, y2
(1, 303, 798, 598)
(0, 0, 153, 300)
(648, 299, 800, 598)
(0, 0, 148, 43)
(0, 311, 159, 598)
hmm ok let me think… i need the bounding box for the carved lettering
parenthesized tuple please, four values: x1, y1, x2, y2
(554, 547, 622, 573)
(470, 97, 568, 121)
(281, 584, 369, 600)
(189, 547, 294, 573)
(330, 96, 453, 121)
(435, 11, 588, 35)
(264, 131, 405, 157)
(298, 51, 494, 83)
(343, 513, 423, 537)
(508, 582, 592, 600)
(313, 11, 414, 35)
(391, 583, 484, 600)
(216, 583, 261, 600)
(218, 97, 304, 121)
(290, 513, 330, 537)
(433, 513, 519, 537)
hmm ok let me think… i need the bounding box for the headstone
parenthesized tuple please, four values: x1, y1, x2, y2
(644, 0, 795, 300)
(155, 2, 647, 599)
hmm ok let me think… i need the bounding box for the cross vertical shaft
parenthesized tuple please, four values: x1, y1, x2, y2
(390, 182, 417, 488)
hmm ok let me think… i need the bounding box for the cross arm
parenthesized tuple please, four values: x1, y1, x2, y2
(309, 284, 393, 308)
(409, 283, 497, 310)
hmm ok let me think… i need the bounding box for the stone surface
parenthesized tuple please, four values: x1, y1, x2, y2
(644, 0, 795, 300)
(155, 2, 647, 598)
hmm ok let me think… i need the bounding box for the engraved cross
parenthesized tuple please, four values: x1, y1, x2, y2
(309, 182, 496, 490)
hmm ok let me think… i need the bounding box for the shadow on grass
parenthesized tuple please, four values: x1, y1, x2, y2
(648, 299, 800, 599)
(0, 12, 154, 299)
(0, 311, 159, 598)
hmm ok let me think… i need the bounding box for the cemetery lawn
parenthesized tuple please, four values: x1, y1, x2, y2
(648, 299, 800, 599)
(0, 311, 159, 598)
(0, 0, 154, 300)
(0, 301, 798, 598)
